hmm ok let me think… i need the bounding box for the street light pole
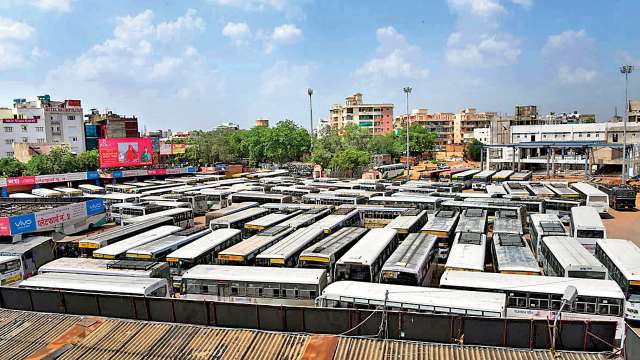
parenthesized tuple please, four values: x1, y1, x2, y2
(620, 65, 633, 183)
(403, 87, 412, 177)
(308, 88, 314, 136)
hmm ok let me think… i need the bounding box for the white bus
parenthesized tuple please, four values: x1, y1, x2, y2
(298, 227, 368, 278)
(318, 281, 506, 318)
(455, 208, 487, 234)
(492, 170, 514, 183)
(9, 193, 38, 199)
(570, 182, 609, 214)
(31, 188, 62, 197)
(471, 170, 496, 191)
(276, 208, 331, 230)
(217, 226, 295, 265)
(205, 202, 258, 224)
(570, 206, 606, 253)
(528, 213, 568, 260)
(244, 211, 302, 234)
(0, 255, 23, 285)
(485, 184, 507, 197)
(334, 228, 398, 282)
(181, 265, 326, 305)
(525, 182, 554, 198)
(78, 184, 105, 195)
(125, 226, 212, 261)
(92, 225, 182, 259)
(52, 187, 83, 197)
(255, 227, 324, 267)
(124, 207, 194, 229)
(544, 182, 579, 199)
(166, 228, 242, 276)
(503, 182, 530, 197)
(595, 238, 640, 320)
(445, 232, 487, 272)
(310, 207, 361, 234)
(209, 207, 269, 233)
(38, 257, 170, 280)
(19, 272, 170, 297)
(105, 184, 137, 193)
(380, 233, 438, 286)
(491, 233, 540, 275)
(540, 236, 607, 279)
(383, 209, 428, 236)
(440, 270, 624, 331)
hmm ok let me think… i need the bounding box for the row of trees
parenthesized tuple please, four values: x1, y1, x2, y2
(0, 148, 99, 177)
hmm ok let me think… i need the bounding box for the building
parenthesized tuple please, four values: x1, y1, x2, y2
(216, 122, 240, 130)
(255, 118, 269, 127)
(85, 109, 139, 139)
(543, 112, 596, 124)
(513, 105, 541, 126)
(394, 109, 455, 147)
(454, 108, 496, 144)
(0, 96, 85, 158)
(328, 93, 394, 135)
(511, 123, 607, 144)
(473, 128, 491, 144)
(626, 100, 640, 123)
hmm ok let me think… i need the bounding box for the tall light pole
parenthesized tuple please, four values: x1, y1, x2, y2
(620, 65, 634, 183)
(403, 87, 412, 177)
(307, 88, 314, 136)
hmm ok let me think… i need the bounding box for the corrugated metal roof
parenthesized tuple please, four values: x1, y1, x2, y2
(0, 310, 614, 360)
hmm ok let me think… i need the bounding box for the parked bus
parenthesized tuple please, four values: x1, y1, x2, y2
(78, 184, 105, 195)
(78, 217, 174, 253)
(420, 209, 459, 259)
(369, 196, 444, 211)
(466, 196, 544, 215)
(570, 182, 609, 214)
(597, 184, 636, 210)
(110, 202, 168, 223)
(0, 255, 23, 285)
(298, 227, 368, 279)
(383, 209, 428, 236)
(334, 228, 398, 282)
(19, 272, 170, 297)
(52, 187, 83, 197)
(277, 208, 331, 230)
(509, 171, 532, 181)
(181, 265, 326, 305)
(451, 169, 481, 189)
(105, 184, 137, 193)
(8, 193, 38, 198)
(125, 226, 212, 261)
(528, 213, 568, 260)
(471, 170, 496, 191)
(217, 226, 294, 265)
(229, 191, 291, 205)
(255, 227, 324, 267)
(157, 193, 208, 215)
(244, 211, 302, 233)
(0, 236, 55, 277)
(165, 228, 242, 279)
(455, 208, 487, 234)
(595, 238, 640, 320)
(491, 233, 540, 275)
(485, 184, 507, 198)
(101, 193, 141, 210)
(440, 270, 624, 327)
(205, 202, 258, 224)
(544, 182, 579, 199)
(92, 225, 182, 259)
(445, 232, 487, 272)
(380, 233, 438, 286)
(31, 188, 62, 197)
(493, 209, 524, 235)
(540, 236, 607, 279)
(503, 182, 530, 197)
(302, 193, 365, 206)
(525, 182, 555, 198)
(38, 257, 170, 280)
(570, 206, 606, 253)
(123, 207, 194, 228)
(310, 207, 361, 234)
(492, 170, 514, 183)
(318, 281, 506, 318)
(209, 207, 269, 234)
(544, 198, 581, 221)
(375, 163, 408, 179)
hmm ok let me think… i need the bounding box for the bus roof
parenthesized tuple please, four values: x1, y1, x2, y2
(452, 169, 481, 179)
(309, 208, 360, 232)
(529, 214, 567, 236)
(208, 202, 258, 217)
(125, 208, 193, 224)
(596, 238, 640, 281)
(544, 182, 579, 196)
(421, 210, 459, 233)
(485, 184, 507, 196)
(19, 272, 167, 296)
(0, 236, 52, 256)
(165, 228, 241, 260)
(38, 257, 164, 277)
(384, 210, 427, 233)
(492, 170, 514, 180)
(472, 170, 496, 179)
(509, 171, 532, 181)
(440, 270, 624, 299)
(102, 193, 141, 201)
(218, 226, 294, 258)
(492, 233, 540, 274)
(370, 196, 442, 204)
(81, 217, 173, 248)
(446, 233, 487, 271)
(336, 228, 397, 266)
(256, 227, 324, 262)
(381, 233, 437, 275)
(244, 211, 301, 230)
(542, 236, 607, 272)
(493, 211, 524, 235)
(571, 182, 608, 197)
(570, 207, 605, 230)
(277, 209, 331, 230)
(525, 183, 554, 197)
(300, 227, 368, 260)
(209, 207, 269, 226)
(455, 208, 487, 233)
(182, 264, 325, 285)
(78, 184, 104, 191)
(320, 281, 506, 316)
(92, 225, 182, 258)
(126, 227, 211, 258)
(230, 191, 291, 201)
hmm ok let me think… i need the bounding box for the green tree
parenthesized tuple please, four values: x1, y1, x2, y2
(329, 147, 370, 177)
(266, 120, 311, 164)
(466, 139, 483, 161)
(75, 150, 99, 171)
(0, 158, 26, 177)
(394, 124, 436, 156)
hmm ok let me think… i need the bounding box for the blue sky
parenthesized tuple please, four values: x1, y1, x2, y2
(0, 0, 639, 131)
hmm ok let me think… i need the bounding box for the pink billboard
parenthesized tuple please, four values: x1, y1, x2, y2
(99, 138, 153, 168)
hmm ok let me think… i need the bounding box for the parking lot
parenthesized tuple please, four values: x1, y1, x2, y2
(602, 194, 640, 245)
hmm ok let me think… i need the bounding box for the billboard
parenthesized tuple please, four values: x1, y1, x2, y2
(99, 138, 153, 168)
(160, 143, 172, 155)
(172, 143, 186, 154)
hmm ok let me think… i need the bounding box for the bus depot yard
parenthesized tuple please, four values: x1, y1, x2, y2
(2, 167, 640, 357)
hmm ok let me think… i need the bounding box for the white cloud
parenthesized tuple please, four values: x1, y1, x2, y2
(30, 0, 73, 13)
(447, 0, 505, 19)
(271, 24, 303, 44)
(260, 60, 311, 96)
(156, 8, 204, 41)
(355, 26, 428, 80)
(543, 29, 597, 84)
(510, 0, 533, 8)
(448, 33, 520, 67)
(209, 0, 307, 20)
(0, 17, 35, 40)
(222, 22, 251, 44)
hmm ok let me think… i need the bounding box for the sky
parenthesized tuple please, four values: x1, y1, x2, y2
(0, 0, 639, 131)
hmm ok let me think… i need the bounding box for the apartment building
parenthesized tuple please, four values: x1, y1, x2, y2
(510, 123, 607, 143)
(454, 108, 496, 144)
(1, 96, 85, 158)
(394, 109, 454, 147)
(328, 93, 394, 135)
(513, 105, 542, 126)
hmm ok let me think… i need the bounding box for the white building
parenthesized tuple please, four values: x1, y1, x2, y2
(511, 123, 607, 143)
(1, 96, 86, 158)
(472, 128, 491, 144)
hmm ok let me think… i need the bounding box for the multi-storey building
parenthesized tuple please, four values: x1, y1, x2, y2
(328, 93, 393, 135)
(454, 108, 496, 144)
(394, 109, 454, 147)
(85, 109, 139, 138)
(543, 112, 596, 124)
(1, 95, 85, 158)
(513, 105, 542, 126)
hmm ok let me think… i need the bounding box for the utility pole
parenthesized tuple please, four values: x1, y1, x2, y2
(403, 87, 412, 177)
(307, 88, 314, 136)
(620, 65, 634, 183)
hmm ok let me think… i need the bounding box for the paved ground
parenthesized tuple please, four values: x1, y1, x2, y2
(602, 194, 640, 245)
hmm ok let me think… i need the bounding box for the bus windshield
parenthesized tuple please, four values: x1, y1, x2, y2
(576, 230, 605, 239)
(629, 285, 640, 302)
(0, 259, 20, 273)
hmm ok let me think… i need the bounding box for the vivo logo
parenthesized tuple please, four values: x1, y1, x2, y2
(88, 203, 102, 210)
(14, 220, 32, 228)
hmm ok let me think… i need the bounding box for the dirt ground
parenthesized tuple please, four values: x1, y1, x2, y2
(602, 194, 640, 245)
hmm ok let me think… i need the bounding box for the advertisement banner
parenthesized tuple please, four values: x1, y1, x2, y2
(148, 169, 167, 176)
(2, 118, 38, 123)
(172, 143, 186, 154)
(35, 202, 86, 230)
(151, 137, 160, 152)
(86, 171, 100, 180)
(9, 214, 37, 235)
(0, 217, 10, 235)
(6, 176, 36, 187)
(99, 138, 154, 168)
(85, 199, 105, 216)
(160, 143, 172, 155)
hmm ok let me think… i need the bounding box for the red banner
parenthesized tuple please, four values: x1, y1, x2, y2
(6, 176, 36, 187)
(99, 138, 154, 168)
(2, 118, 38, 123)
(148, 169, 167, 176)
(0, 217, 10, 236)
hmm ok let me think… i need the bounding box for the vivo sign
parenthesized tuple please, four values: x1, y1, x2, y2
(9, 214, 37, 234)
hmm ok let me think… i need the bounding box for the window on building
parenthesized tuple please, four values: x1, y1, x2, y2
(37, 138, 45, 144)
(36, 127, 44, 132)
(21, 125, 27, 131)
(71, 137, 78, 142)
(587, 133, 591, 138)
(6, 152, 13, 157)
(612, 134, 619, 142)
(4, 127, 12, 133)
(50, 116, 53, 120)
(21, 137, 28, 143)
(34, 115, 40, 120)
(67, 115, 75, 120)
(4, 139, 13, 144)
